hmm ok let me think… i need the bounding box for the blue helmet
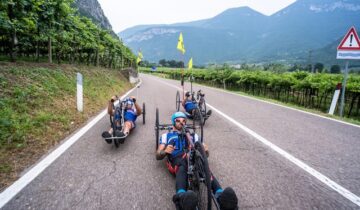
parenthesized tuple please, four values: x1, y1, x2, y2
(124, 98, 133, 108)
(171, 112, 187, 126)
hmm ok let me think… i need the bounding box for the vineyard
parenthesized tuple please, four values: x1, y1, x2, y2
(0, 0, 135, 68)
(141, 67, 360, 120)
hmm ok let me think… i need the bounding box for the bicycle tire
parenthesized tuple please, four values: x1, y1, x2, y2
(155, 108, 159, 150)
(194, 142, 212, 210)
(200, 98, 207, 125)
(113, 107, 120, 148)
(176, 91, 180, 111)
(192, 108, 204, 143)
(142, 103, 146, 125)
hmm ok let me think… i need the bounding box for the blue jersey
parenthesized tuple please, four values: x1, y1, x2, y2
(184, 100, 197, 113)
(159, 131, 199, 159)
(124, 108, 137, 122)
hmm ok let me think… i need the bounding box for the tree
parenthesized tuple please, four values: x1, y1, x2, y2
(159, 59, 166, 67)
(0, 0, 136, 68)
(314, 63, 324, 73)
(330, 65, 341, 74)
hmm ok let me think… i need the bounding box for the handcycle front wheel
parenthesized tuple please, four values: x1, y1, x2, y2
(199, 99, 207, 125)
(194, 142, 212, 210)
(114, 138, 120, 148)
(192, 108, 204, 143)
(111, 114, 120, 148)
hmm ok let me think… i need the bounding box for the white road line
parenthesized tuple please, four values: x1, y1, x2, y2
(143, 73, 360, 129)
(152, 76, 360, 207)
(0, 81, 142, 208)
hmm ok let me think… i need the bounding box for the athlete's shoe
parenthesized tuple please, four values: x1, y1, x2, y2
(173, 190, 198, 210)
(216, 187, 238, 210)
(101, 131, 112, 144)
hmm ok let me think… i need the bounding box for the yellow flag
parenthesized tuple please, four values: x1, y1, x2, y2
(136, 51, 143, 64)
(188, 57, 193, 69)
(177, 33, 185, 54)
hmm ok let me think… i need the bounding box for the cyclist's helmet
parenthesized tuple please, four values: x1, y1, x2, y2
(124, 98, 134, 109)
(171, 112, 187, 126)
(185, 91, 191, 97)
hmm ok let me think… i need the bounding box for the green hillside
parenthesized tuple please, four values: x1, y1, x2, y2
(0, 62, 132, 191)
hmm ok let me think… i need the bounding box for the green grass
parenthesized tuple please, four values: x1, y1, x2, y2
(0, 62, 132, 189)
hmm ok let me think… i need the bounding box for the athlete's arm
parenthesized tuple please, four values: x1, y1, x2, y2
(156, 144, 174, 160)
(134, 102, 142, 116)
(107, 96, 116, 116)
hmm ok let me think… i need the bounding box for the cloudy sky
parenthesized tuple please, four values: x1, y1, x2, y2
(98, 0, 297, 33)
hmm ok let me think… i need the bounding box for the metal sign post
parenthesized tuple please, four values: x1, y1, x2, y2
(339, 61, 349, 117)
(336, 26, 360, 117)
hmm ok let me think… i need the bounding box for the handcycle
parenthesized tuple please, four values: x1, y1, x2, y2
(196, 89, 210, 125)
(105, 96, 146, 148)
(176, 90, 208, 125)
(155, 108, 220, 210)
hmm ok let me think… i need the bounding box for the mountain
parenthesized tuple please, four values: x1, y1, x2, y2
(119, 0, 360, 65)
(312, 37, 360, 68)
(74, 0, 113, 32)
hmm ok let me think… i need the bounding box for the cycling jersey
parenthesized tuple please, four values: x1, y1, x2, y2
(113, 103, 137, 128)
(159, 131, 199, 159)
(124, 108, 137, 122)
(184, 100, 197, 113)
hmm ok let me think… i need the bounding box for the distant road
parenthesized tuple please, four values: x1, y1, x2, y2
(2, 73, 360, 209)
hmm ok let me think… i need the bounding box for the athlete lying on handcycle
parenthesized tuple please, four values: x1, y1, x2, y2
(101, 96, 142, 144)
(182, 91, 211, 118)
(156, 112, 238, 210)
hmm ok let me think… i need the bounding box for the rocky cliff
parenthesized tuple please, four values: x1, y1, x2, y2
(74, 0, 113, 32)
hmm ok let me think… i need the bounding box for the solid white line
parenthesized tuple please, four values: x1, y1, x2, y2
(151, 76, 360, 207)
(143, 73, 360, 129)
(0, 81, 142, 208)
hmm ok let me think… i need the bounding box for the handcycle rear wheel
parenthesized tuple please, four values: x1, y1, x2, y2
(155, 108, 159, 150)
(142, 102, 146, 124)
(176, 91, 181, 111)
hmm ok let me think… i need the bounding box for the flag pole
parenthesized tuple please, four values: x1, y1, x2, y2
(178, 49, 184, 100)
(182, 54, 185, 100)
(190, 60, 193, 96)
(177, 33, 185, 100)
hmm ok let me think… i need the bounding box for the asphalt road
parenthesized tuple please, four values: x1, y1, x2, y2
(2, 73, 360, 209)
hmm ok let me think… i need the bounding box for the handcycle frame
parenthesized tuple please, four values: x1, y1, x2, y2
(155, 108, 219, 210)
(105, 97, 146, 148)
(176, 90, 207, 125)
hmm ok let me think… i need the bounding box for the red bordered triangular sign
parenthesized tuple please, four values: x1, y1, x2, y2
(337, 26, 360, 50)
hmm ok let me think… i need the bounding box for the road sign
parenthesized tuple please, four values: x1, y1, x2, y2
(337, 26, 360, 59)
(336, 27, 360, 116)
